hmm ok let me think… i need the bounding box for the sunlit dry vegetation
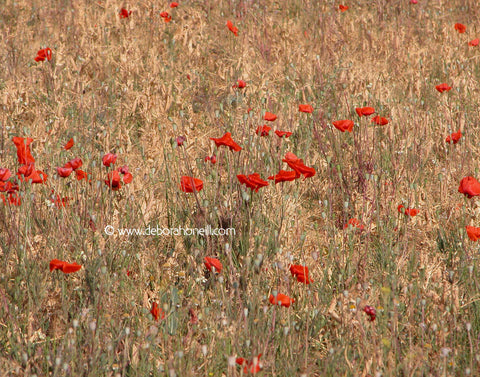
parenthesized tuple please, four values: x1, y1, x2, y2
(1, 0, 480, 375)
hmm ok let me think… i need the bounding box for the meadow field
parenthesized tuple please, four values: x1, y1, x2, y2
(1, 0, 480, 375)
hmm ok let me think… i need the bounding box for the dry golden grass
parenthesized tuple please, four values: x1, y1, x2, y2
(1, 0, 480, 376)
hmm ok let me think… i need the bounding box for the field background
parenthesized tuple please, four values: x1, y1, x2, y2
(1, 0, 480, 375)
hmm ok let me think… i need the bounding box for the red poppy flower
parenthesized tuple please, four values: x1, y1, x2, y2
(299, 104, 313, 113)
(170, 2, 179, 7)
(2, 192, 21, 206)
(0, 180, 19, 194)
(255, 125, 271, 136)
(49, 259, 82, 273)
(332, 120, 354, 132)
(160, 11, 172, 22)
(459, 176, 480, 198)
(410, 0, 418, 3)
(122, 171, 133, 184)
(210, 132, 242, 152)
(339, 5, 349, 12)
(102, 153, 117, 167)
(446, 130, 462, 144)
(236, 354, 262, 374)
(264, 112, 277, 121)
(0, 168, 11, 182)
(469, 38, 479, 47)
(269, 293, 294, 308)
(363, 305, 376, 321)
(51, 194, 70, 207)
(57, 166, 73, 178)
(18, 164, 47, 184)
(226, 20, 238, 36)
(150, 302, 165, 321)
(176, 136, 186, 146)
(34, 47, 52, 62)
(119, 8, 132, 18)
(436, 83, 452, 93)
(275, 130, 293, 138)
(63, 138, 74, 150)
(180, 176, 203, 193)
(289, 264, 312, 284)
(65, 158, 83, 170)
(12, 137, 35, 165)
(454, 23, 466, 33)
(398, 204, 419, 217)
(237, 173, 269, 192)
(371, 116, 389, 125)
(344, 218, 364, 230)
(355, 107, 375, 117)
(205, 154, 217, 164)
(233, 79, 246, 89)
(204, 257, 223, 273)
(466, 226, 480, 241)
(282, 152, 316, 178)
(105, 170, 122, 190)
(268, 170, 298, 183)
(75, 170, 89, 181)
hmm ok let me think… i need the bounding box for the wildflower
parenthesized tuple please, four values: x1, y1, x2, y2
(233, 79, 246, 89)
(264, 112, 277, 121)
(180, 176, 203, 193)
(12, 137, 35, 165)
(226, 20, 238, 36)
(49, 259, 82, 273)
(236, 354, 262, 374)
(454, 23, 466, 33)
(398, 204, 419, 217)
(237, 173, 269, 192)
(332, 120, 354, 132)
(34, 48, 52, 62)
(446, 130, 462, 144)
(459, 176, 480, 198)
(0, 168, 12, 182)
(344, 218, 364, 230)
(363, 305, 376, 321)
(65, 158, 83, 170)
(150, 302, 165, 321)
(63, 138, 74, 150)
(170, 2, 179, 7)
(466, 226, 480, 241)
(339, 5, 349, 12)
(355, 107, 375, 117)
(268, 170, 298, 183)
(371, 116, 389, 125)
(269, 293, 294, 308)
(119, 8, 132, 18)
(57, 166, 73, 178)
(102, 153, 117, 167)
(282, 152, 316, 178)
(210, 132, 242, 151)
(204, 257, 223, 273)
(255, 125, 271, 136)
(468, 38, 479, 46)
(105, 170, 122, 190)
(436, 83, 452, 93)
(298, 104, 313, 113)
(205, 154, 217, 164)
(289, 264, 312, 284)
(160, 11, 172, 22)
(275, 130, 292, 138)
(176, 136, 186, 146)
(2, 192, 21, 206)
